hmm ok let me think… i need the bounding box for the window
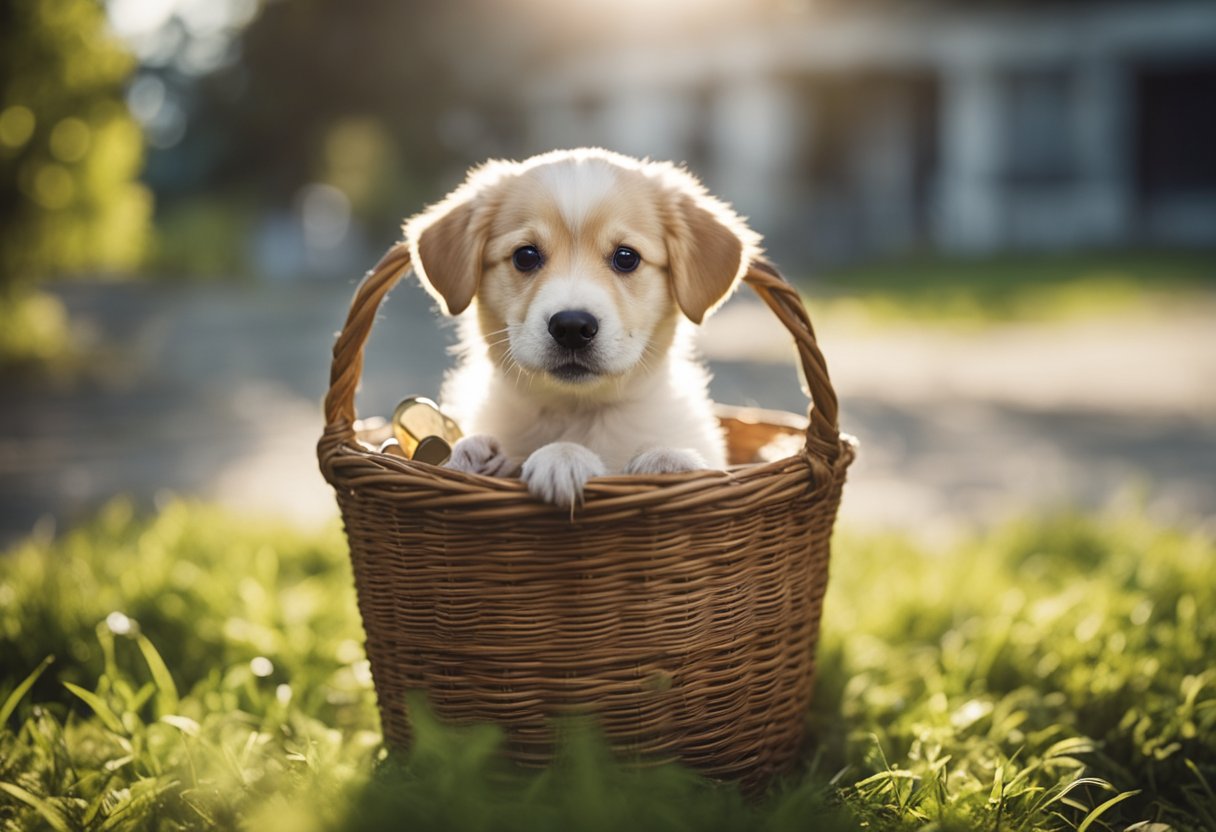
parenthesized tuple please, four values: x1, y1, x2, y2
(1003, 68, 1075, 183)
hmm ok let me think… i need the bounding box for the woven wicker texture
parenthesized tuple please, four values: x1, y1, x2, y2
(318, 243, 855, 785)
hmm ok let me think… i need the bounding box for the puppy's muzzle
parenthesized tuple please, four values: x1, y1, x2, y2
(547, 310, 598, 351)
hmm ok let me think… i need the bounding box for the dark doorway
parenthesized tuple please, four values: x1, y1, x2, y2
(1135, 63, 1216, 202)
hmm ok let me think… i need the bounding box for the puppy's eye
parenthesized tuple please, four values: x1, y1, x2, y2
(512, 245, 543, 272)
(611, 246, 640, 273)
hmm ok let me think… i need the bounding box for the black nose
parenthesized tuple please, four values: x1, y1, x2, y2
(547, 310, 599, 350)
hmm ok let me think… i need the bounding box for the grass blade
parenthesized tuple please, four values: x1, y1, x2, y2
(1184, 758, 1214, 803)
(98, 779, 181, 832)
(64, 682, 126, 734)
(0, 655, 54, 727)
(1021, 776, 1114, 829)
(989, 762, 1004, 805)
(0, 781, 72, 832)
(855, 769, 919, 788)
(1043, 737, 1096, 759)
(1078, 789, 1141, 832)
(161, 714, 201, 737)
(136, 634, 180, 716)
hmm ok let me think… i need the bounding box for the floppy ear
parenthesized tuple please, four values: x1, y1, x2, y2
(666, 193, 757, 324)
(406, 196, 484, 316)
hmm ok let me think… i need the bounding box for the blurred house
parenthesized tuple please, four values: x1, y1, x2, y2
(522, 1, 1216, 266)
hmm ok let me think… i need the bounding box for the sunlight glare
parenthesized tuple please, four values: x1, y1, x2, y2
(107, 0, 180, 39)
(105, 610, 134, 635)
(513, 0, 741, 33)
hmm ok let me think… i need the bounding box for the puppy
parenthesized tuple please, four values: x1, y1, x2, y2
(404, 148, 761, 508)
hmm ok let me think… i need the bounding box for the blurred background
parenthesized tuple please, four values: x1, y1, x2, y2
(1, 0, 1214, 546)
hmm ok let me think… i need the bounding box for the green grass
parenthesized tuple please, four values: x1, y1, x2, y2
(807, 250, 1216, 324)
(1, 500, 1214, 831)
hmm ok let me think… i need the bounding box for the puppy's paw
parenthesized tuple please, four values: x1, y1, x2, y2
(446, 434, 519, 477)
(624, 447, 708, 475)
(521, 442, 606, 509)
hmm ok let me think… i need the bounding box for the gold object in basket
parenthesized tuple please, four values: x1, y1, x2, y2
(391, 397, 463, 457)
(411, 435, 453, 466)
(377, 437, 409, 457)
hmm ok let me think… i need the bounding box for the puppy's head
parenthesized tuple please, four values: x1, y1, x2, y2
(405, 148, 760, 393)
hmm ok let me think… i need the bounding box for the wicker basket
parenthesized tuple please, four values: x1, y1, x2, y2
(317, 243, 855, 786)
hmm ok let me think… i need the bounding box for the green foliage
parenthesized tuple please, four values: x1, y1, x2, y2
(817, 518, 1216, 830)
(194, 0, 464, 232)
(145, 196, 257, 280)
(0, 290, 72, 369)
(0, 0, 151, 291)
(811, 250, 1216, 324)
(1, 501, 1213, 830)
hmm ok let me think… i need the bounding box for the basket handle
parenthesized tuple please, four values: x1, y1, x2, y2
(742, 259, 842, 462)
(319, 243, 842, 463)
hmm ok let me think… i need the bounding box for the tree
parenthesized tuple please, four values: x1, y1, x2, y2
(0, 0, 150, 296)
(186, 0, 518, 240)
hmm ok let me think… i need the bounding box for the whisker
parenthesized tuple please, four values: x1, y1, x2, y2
(502, 345, 530, 389)
(634, 342, 657, 376)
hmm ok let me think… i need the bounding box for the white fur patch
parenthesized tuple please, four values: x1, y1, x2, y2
(535, 160, 618, 230)
(530, 273, 615, 325)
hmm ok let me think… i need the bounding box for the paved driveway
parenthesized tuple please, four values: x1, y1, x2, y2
(1, 278, 1212, 547)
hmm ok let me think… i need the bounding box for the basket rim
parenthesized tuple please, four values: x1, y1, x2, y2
(320, 408, 856, 522)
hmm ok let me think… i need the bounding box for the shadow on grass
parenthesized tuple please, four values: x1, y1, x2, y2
(334, 697, 857, 832)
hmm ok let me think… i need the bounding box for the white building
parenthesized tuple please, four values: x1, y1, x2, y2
(519, 1, 1216, 265)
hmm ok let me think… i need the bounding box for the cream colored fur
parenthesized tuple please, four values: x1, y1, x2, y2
(403, 148, 762, 508)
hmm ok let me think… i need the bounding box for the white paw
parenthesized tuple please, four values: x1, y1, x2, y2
(446, 434, 519, 477)
(521, 442, 606, 508)
(624, 447, 708, 475)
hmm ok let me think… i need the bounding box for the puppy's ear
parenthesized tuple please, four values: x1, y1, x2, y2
(406, 196, 485, 316)
(666, 192, 758, 324)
